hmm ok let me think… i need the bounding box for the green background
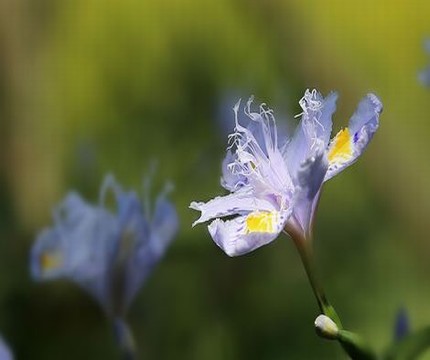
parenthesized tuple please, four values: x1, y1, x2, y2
(0, 0, 430, 358)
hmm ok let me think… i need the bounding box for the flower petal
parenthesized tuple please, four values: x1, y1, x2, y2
(31, 192, 117, 308)
(122, 193, 178, 310)
(325, 93, 382, 181)
(190, 190, 276, 226)
(208, 209, 290, 256)
(419, 67, 430, 87)
(220, 150, 248, 191)
(290, 141, 328, 236)
(349, 93, 382, 134)
(0, 336, 13, 360)
(286, 90, 337, 180)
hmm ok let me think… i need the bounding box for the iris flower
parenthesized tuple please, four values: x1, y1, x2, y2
(31, 174, 178, 356)
(191, 89, 382, 256)
(419, 39, 430, 87)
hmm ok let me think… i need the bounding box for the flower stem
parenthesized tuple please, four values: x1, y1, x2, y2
(112, 318, 138, 360)
(286, 229, 342, 328)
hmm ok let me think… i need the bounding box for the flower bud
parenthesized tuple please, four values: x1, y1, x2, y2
(315, 314, 339, 340)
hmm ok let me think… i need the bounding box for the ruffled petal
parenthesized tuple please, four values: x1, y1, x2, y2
(286, 90, 337, 180)
(312, 91, 338, 146)
(226, 98, 293, 195)
(208, 209, 290, 256)
(190, 190, 276, 226)
(325, 93, 382, 181)
(220, 150, 248, 191)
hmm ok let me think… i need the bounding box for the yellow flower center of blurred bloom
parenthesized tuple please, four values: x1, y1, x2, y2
(246, 211, 278, 233)
(40, 252, 62, 271)
(328, 128, 353, 163)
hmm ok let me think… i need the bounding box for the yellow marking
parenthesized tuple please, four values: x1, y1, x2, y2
(40, 252, 62, 271)
(246, 211, 277, 234)
(328, 128, 353, 163)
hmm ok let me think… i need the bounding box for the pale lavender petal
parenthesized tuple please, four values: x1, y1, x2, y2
(150, 194, 179, 255)
(190, 191, 276, 226)
(32, 173, 178, 317)
(285, 120, 307, 181)
(313, 91, 337, 146)
(228, 98, 293, 194)
(425, 38, 430, 53)
(122, 193, 178, 310)
(325, 93, 382, 181)
(0, 337, 13, 360)
(419, 67, 430, 87)
(348, 93, 382, 134)
(208, 210, 290, 256)
(220, 150, 248, 191)
(108, 191, 149, 314)
(31, 192, 117, 309)
(290, 142, 328, 236)
(286, 90, 337, 180)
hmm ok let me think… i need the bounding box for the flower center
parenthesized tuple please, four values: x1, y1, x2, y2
(245, 211, 278, 233)
(328, 128, 353, 163)
(40, 252, 63, 272)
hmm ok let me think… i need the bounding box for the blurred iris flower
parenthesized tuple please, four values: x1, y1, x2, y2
(0, 337, 13, 360)
(31, 174, 178, 317)
(394, 308, 410, 341)
(191, 89, 382, 256)
(419, 39, 430, 86)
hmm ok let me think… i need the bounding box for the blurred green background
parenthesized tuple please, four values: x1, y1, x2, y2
(0, 0, 430, 358)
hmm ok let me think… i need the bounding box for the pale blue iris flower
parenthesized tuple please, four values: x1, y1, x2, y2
(31, 175, 178, 317)
(191, 89, 382, 256)
(419, 39, 430, 86)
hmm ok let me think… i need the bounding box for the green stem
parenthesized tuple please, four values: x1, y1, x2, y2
(286, 229, 342, 328)
(113, 318, 138, 360)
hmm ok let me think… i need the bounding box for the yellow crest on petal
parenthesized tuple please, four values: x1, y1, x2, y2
(246, 211, 278, 234)
(328, 128, 353, 163)
(40, 252, 63, 271)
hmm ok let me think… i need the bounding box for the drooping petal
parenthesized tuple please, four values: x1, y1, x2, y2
(190, 190, 276, 226)
(208, 209, 290, 256)
(289, 141, 328, 237)
(31, 192, 118, 308)
(325, 93, 382, 181)
(286, 90, 337, 180)
(31, 228, 65, 280)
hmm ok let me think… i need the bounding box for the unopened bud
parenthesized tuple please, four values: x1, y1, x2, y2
(315, 314, 339, 340)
